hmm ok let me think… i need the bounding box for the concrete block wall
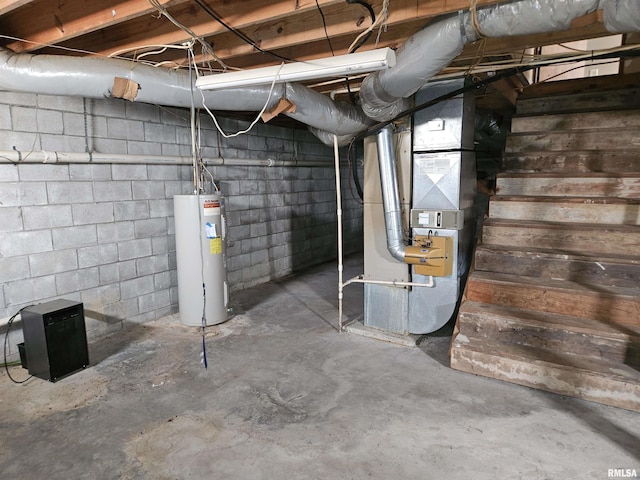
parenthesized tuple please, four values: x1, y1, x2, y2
(0, 91, 363, 356)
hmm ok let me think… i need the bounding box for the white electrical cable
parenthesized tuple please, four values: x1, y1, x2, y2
(194, 58, 285, 139)
(147, 0, 229, 71)
(348, 0, 390, 53)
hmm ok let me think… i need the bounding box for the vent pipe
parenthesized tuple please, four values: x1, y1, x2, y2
(375, 125, 405, 262)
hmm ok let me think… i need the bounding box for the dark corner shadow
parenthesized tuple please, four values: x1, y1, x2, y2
(549, 394, 640, 463)
(417, 318, 456, 368)
(625, 339, 640, 372)
(228, 282, 283, 314)
(83, 309, 151, 366)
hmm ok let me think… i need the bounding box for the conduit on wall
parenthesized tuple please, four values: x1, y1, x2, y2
(0, 0, 639, 144)
(0, 149, 332, 167)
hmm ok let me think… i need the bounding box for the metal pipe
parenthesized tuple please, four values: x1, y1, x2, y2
(342, 274, 435, 289)
(334, 134, 345, 332)
(375, 125, 405, 262)
(0, 149, 333, 167)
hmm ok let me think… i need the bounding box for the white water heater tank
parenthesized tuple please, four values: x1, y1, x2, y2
(174, 194, 229, 326)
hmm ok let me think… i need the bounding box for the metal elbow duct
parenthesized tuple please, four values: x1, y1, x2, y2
(375, 125, 405, 262)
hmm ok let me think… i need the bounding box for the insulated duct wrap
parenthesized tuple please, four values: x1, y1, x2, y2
(464, 0, 600, 39)
(360, 14, 465, 121)
(0, 48, 371, 144)
(603, 0, 640, 32)
(0, 48, 283, 111)
(1, 0, 640, 140)
(308, 128, 360, 147)
(359, 0, 640, 122)
(285, 82, 374, 145)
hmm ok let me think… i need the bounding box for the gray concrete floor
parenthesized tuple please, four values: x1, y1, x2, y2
(1, 255, 639, 480)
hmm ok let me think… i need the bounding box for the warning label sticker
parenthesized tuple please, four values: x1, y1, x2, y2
(203, 199, 221, 216)
(209, 237, 222, 255)
(417, 157, 451, 175)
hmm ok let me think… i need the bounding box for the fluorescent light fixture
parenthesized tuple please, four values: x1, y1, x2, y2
(195, 47, 396, 91)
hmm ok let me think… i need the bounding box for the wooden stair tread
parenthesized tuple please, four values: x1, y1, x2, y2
(497, 172, 640, 179)
(505, 129, 640, 153)
(481, 220, 640, 257)
(496, 175, 640, 198)
(516, 87, 640, 116)
(475, 244, 640, 265)
(468, 270, 640, 299)
(502, 149, 640, 157)
(488, 197, 640, 225)
(450, 342, 640, 412)
(458, 301, 640, 340)
(491, 195, 640, 204)
(474, 244, 640, 289)
(465, 271, 640, 327)
(511, 109, 640, 134)
(518, 72, 640, 100)
(483, 217, 640, 231)
(501, 150, 640, 175)
(452, 334, 640, 383)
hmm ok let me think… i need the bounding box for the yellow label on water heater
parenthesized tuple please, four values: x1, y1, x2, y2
(209, 237, 222, 255)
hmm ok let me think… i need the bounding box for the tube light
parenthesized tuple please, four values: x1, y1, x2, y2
(195, 48, 396, 91)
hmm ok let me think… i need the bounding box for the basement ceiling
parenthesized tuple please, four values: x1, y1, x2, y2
(0, 0, 616, 103)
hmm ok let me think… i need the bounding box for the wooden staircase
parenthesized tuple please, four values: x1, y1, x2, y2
(450, 74, 640, 411)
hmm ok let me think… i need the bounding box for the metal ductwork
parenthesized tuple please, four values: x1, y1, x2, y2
(1, 1, 639, 222)
(1, 0, 639, 142)
(359, 0, 640, 121)
(375, 125, 405, 262)
(0, 48, 372, 145)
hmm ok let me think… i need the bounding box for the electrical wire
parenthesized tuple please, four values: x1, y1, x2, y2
(346, 0, 376, 53)
(187, 49, 210, 369)
(315, 0, 335, 56)
(537, 59, 620, 83)
(348, 0, 388, 53)
(191, 50, 283, 139)
(347, 139, 363, 201)
(3, 306, 33, 384)
(192, 0, 293, 63)
(148, 0, 230, 71)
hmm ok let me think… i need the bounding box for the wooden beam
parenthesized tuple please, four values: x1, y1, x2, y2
(2, 0, 344, 54)
(175, 17, 429, 70)
(164, 0, 501, 65)
(0, 0, 31, 16)
(31, 0, 501, 62)
(0, 0, 188, 53)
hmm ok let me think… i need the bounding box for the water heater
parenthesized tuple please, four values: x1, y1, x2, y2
(174, 194, 229, 326)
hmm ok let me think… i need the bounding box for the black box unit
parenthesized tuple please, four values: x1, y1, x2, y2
(22, 299, 90, 382)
